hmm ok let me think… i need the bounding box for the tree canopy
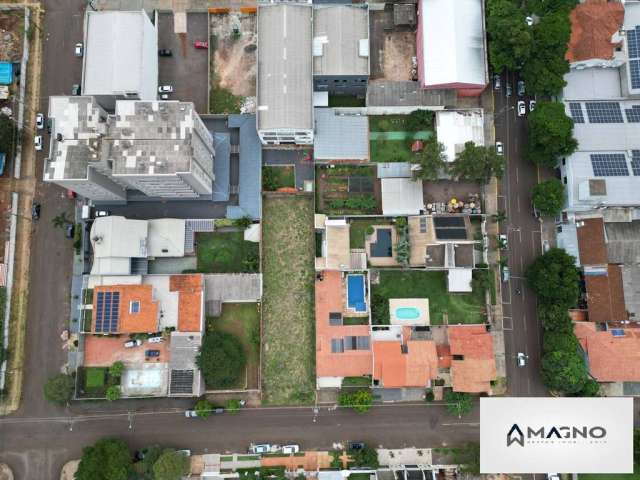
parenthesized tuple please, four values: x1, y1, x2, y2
(539, 304, 574, 333)
(43, 373, 75, 406)
(0, 114, 16, 158)
(451, 443, 480, 476)
(450, 142, 505, 184)
(75, 438, 132, 480)
(412, 140, 447, 181)
(106, 385, 121, 402)
(532, 179, 565, 216)
(152, 450, 191, 480)
(444, 391, 474, 417)
(541, 349, 588, 394)
(527, 102, 578, 167)
(349, 445, 379, 468)
(526, 248, 580, 307)
(196, 331, 246, 388)
(339, 389, 373, 413)
(486, 0, 533, 72)
(194, 398, 213, 418)
(543, 331, 580, 353)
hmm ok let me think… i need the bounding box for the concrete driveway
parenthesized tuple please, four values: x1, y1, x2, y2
(157, 12, 209, 114)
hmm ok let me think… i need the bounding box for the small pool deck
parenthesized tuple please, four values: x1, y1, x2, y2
(389, 298, 430, 325)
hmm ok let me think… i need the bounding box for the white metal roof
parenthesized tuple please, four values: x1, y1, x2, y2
(314, 108, 369, 160)
(447, 268, 472, 292)
(435, 110, 484, 162)
(418, 0, 486, 88)
(147, 219, 187, 258)
(381, 178, 424, 215)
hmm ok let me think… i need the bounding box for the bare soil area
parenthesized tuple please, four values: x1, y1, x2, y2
(383, 31, 416, 81)
(0, 11, 24, 62)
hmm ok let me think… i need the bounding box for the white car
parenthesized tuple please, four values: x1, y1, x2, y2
(517, 352, 527, 367)
(498, 234, 508, 250)
(282, 445, 300, 454)
(148, 336, 164, 343)
(95, 210, 110, 217)
(75, 43, 83, 57)
(249, 444, 271, 454)
(158, 85, 174, 93)
(160, 93, 170, 100)
(35, 113, 44, 130)
(124, 339, 142, 348)
(517, 100, 526, 116)
(34, 135, 43, 151)
(495, 141, 504, 156)
(529, 100, 536, 112)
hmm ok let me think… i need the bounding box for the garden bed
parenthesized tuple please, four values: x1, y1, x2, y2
(263, 165, 295, 191)
(196, 232, 259, 273)
(316, 165, 381, 215)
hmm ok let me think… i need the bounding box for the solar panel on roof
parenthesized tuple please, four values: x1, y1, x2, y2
(590, 153, 629, 176)
(433, 216, 465, 227)
(569, 102, 584, 123)
(435, 228, 467, 240)
(628, 27, 640, 58)
(632, 151, 640, 176)
(631, 60, 640, 90)
(625, 105, 640, 123)
(610, 328, 625, 337)
(94, 290, 120, 333)
(585, 102, 624, 123)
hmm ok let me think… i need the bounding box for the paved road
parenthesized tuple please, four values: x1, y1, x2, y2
(494, 71, 546, 396)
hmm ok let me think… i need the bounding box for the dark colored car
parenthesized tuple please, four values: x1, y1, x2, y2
(349, 442, 365, 450)
(145, 349, 161, 357)
(31, 203, 40, 220)
(158, 49, 172, 57)
(64, 223, 75, 239)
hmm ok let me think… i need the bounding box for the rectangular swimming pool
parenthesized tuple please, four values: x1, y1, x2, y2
(347, 274, 367, 312)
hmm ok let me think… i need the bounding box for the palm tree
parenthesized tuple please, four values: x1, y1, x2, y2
(491, 210, 507, 223)
(51, 212, 69, 229)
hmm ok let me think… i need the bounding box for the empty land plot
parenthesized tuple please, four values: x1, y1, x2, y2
(261, 196, 315, 404)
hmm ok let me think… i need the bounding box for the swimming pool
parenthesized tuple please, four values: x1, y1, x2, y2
(347, 274, 367, 312)
(395, 307, 421, 320)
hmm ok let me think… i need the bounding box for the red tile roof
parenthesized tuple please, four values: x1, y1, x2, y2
(576, 217, 607, 265)
(373, 340, 439, 388)
(566, 0, 624, 63)
(170, 274, 204, 332)
(436, 344, 452, 369)
(585, 265, 628, 323)
(93, 284, 159, 333)
(448, 325, 496, 393)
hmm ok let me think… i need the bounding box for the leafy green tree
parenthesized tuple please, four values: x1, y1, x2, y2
(109, 361, 124, 378)
(575, 378, 600, 397)
(527, 101, 578, 167)
(194, 398, 213, 418)
(539, 304, 574, 333)
(444, 391, 473, 418)
(450, 142, 505, 184)
(0, 114, 17, 158)
(349, 445, 379, 468)
(413, 140, 447, 181)
(136, 445, 164, 480)
(405, 109, 435, 131)
(152, 450, 190, 480)
(541, 349, 587, 394)
(526, 248, 580, 307)
(106, 385, 121, 402)
(43, 373, 74, 405)
(339, 389, 373, 413)
(76, 438, 132, 480)
(226, 398, 242, 413)
(543, 331, 579, 353)
(234, 215, 253, 230)
(451, 443, 480, 475)
(196, 331, 246, 388)
(486, 0, 532, 71)
(532, 179, 565, 216)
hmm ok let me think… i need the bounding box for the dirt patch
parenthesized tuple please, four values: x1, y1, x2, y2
(382, 31, 416, 81)
(0, 11, 25, 62)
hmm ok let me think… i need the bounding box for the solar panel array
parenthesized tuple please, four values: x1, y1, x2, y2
(585, 102, 624, 123)
(95, 291, 121, 333)
(627, 27, 640, 89)
(590, 153, 629, 177)
(569, 102, 584, 123)
(625, 105, 640, 122)
(610, 328, 625, 337)
(632, 151, 640, 176)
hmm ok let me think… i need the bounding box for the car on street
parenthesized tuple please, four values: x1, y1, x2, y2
(72, 84, 81, 96)
(35, 113, 44, 130)
(95, 210, 110, 217)
(64, 223, 75, 239)
(75, 43, 83, 57)
(124, 339, 142, 348)
(185, 410, 198, 418)
(349, 442, 365, 450)
(145, 349, 160, 357)
(282, 445, 300, 454)
(34, 135, 43, 151)
(493, 75, 501, 91)
(158, 48, 172, 57)
(158, 85, 174, 93)
(517, 352, 528, 367)
(529, 100, 536, 111)
(31, 203, 40, 220)
(498, 234, 508, 250)
(517, 80, 525, 96)
(505, 84, 512, 97)
(194, 40, 209, 49)
(501, 265, 510, 283)
(160, 94, 170, 100)
(249, 444, 272, 454)
(495, 141, 504, 156)
(148, 336, 164, 343)
(517, 100, 526, 116)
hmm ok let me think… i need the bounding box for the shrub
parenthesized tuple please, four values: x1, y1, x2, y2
(338, 389, 373, 413)
(106, 385, 121, 401)
(194, 398, 213, 418)
(43, 373, 75, 405)
(109, 361, 124, 378)
(152, 450, 190, 480)
(444, 391, 473, 417)
(197, 331, 246, 388)
(365, 226, 375, 235)
(226, 398, 242, 413)
(425, 389, 435, 402)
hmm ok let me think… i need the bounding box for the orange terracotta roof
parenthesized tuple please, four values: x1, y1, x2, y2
(576, 217, 607, 265)
(585, 265, 628, 323)
(566, 0, 624, 63)
(575, 323, 640, 382)
(373, 340, 439, 388)
(93, 284, 158, 333)
(437, 344, 452, 368)
(170, 274, 203, 332)
(316, 271, 372, 378)
(448, 325, 496, 393)
(574, 321, 597, 350)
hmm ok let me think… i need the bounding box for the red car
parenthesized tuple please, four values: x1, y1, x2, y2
(194, 41, 208, 49)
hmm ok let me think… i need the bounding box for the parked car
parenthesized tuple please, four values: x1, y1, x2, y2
(158, 48, 173, 57)
(282, 445, 300, 454)
(35, 113, 44, 130)
(124, 339, 142, 348)
(517, 100, 526, 116)
(158, 85, 174, 93)
(185, 410, 198, 418)
(34, 135, 43, 151)
(95, 210, 110, 217)
(517, 352, 528, 367)
(145, 349, 161, 357)
(501, 265, 510, 283)
(160, 94, 170, 100)
(31, 203, 41, 220)
(517, 80, 525, 96)
(348, 442, 365, 450)
(148, 336, 164, 343)
(47, 118, 53, 134)
(71, 84, 81, 96)
(493, 74, 501, 91)
(194, 40, 209, 49)
(177, 449, 192, 457)
(505, 84, 512, 97)
(498, 234, 508, 250)
(64, 223, 75, 239)
(529, 100, 536, 111)
(75, 43, 83, 57)
(249, 444, 272, 454)
(495, 141, 504, 156)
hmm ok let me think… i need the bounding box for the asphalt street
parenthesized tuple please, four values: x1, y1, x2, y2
(494, 71, 546, 396)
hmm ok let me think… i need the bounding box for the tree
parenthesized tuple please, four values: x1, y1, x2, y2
(136, 445, 164, 480)
(451, 442, 480, 475)
(486, 0, 533, 71)
(491, 210, 507, 223)
(539, 304, 574, 333)
(43, 373, 74, 405)
(532, 179, 565, 216)
(196, 331, 246, 388)
(338, 389, 373, 413)
(106, 385, 121, 402)
(349, 445, 379, 468)
(450, 142, 505, 184)
(225, 398, 242, 413)
(574, 378, 600, 397)
(52, 212, 70, 229)
(152, 450, 190, 480)
(541, 349, 587, 394)
(412, 140, 447, 181)
(109, 361, 124, 378)
(0, 114, 17, 158)
(75, 438, 132, 480)
(444, 391, 473, 418)
(543, 331, 579, 353)
(527, 102, 578, 167)
(526, 248, 580, 307)
(194, 398, 213, 418)
(234, 215, 253, 229)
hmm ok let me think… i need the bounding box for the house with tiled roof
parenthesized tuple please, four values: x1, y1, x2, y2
(446, 325, 497, 393)
(372, 338, 439, 388)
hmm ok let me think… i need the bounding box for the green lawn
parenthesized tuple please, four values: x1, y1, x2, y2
(342, 376, 372, 387)
(349, 218, 393, 248)
(263, 165, 295, 191)
(369, 138, 416, 162)
(85, 367, 106, 389)
(196, 232, 259, 273)
(343, 316, 369, 326)
(329, 95, 366, 107)
(371, 271, 486, 325)
(369, 112, 435, 162)
(207, 303, 261, 389)
(262, 196, 316, 404)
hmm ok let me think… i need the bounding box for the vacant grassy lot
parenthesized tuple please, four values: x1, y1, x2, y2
(263, 165, 295, 191)
(206, 303, 260, 390)
(262, 196, 315, 404)
(197, 232, 259, 273)
(369, 112, 435, 163)
(371, 271, 486, 325)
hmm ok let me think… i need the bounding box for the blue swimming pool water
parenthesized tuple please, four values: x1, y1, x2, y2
(347, 275, 367, 312)
(395, 307, 421, 320)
